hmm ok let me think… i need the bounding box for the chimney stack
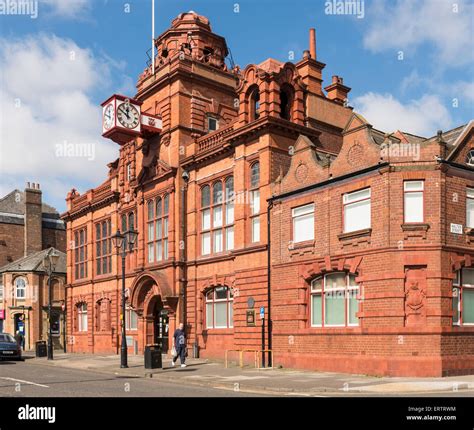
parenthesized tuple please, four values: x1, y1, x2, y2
(324, 75, 351, 105)
(24, 182, 42, 256)
(309, 28, 316, 60)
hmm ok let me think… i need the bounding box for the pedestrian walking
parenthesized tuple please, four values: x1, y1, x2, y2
(171, 323, 187, 368)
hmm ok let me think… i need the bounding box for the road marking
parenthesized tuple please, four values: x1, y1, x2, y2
(0, 377, 49, 388)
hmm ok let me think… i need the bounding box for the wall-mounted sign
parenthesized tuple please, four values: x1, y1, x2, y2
(246, 310, 256, 327)
(450, 223, 463, 235)
(0, 310, 4, 319)
(260, 306, 265, 319)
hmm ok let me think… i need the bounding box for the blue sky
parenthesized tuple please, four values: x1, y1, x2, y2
(0, 0, 473, 212)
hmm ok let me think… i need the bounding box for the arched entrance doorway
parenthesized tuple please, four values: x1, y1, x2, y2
(129, 271, 178, 354)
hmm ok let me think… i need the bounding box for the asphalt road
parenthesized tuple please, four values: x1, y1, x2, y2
(0, 359, 472, 398)
(0, 360, 267, 397)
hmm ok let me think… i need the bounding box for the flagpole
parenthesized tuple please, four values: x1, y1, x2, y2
(152, 0, 155, 75)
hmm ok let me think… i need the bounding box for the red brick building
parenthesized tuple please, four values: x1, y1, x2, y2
(0, 183, 66, 346)
(62, 12, 474, 376)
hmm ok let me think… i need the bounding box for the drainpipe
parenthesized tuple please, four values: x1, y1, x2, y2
(180, 170, 191, 352)
(267, 200, 273, 367)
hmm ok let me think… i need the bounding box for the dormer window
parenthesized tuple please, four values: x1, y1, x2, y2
(207, 116, 219, 132)
(467, 149, 474, 167)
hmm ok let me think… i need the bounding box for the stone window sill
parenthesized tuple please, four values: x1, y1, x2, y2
(289, 240, 315, 250)
(401, 223, 430, 232)
(401, 223, 430, 240)
(338, 228, 372, 241)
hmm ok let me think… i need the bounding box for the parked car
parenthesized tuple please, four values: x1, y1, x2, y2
(0, 333, 22, 360)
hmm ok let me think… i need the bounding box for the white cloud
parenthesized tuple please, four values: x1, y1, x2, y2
(0, 33, 126, 211)
(363, 0, 474, 66)
(352, 92, 453, 136)
(39, 0, 91, 19)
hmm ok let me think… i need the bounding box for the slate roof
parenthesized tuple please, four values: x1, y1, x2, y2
(0, 190, 65, 229)
(0, 248, 66, 274)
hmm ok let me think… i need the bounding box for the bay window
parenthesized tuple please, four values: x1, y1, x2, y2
(205, 286, 234, 329)
(14, 277, 27, 299)
(404, 181, 424, 223)
(343, 188, 371, 233)
(311, 273, 360, 327)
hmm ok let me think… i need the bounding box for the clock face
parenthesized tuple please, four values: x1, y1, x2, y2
(117, 102, 140, 129)
(103, 103, 114, 130)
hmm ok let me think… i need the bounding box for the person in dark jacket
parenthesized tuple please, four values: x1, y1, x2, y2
(171, 323, 187, 368)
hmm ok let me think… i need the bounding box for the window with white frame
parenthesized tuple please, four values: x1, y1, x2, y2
(125, 306, 138, 330)
(311, 273, 360, 327)
(147, 195, 169, 263)
(95, 219, 112, 275)
(250, 162, 260, 243)
(292, 203, 314, 243)
(343, 188, 371, 233)
(466, 150, 474, 167)
(14, 277, 27, 299)
(205, 286, 234, 329)
(453, 268, 474, 325)
(126, 163, 132, 181)
(0, 282, 3, 299)
(77, 303, 88, 332)
(467, 188, 474, 229)
(200, 177, 234, 256)
(404, 181, 424, 223)
(74, 228, 87, 280)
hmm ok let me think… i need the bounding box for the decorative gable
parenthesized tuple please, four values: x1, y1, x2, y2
(276, 135, 330, 195)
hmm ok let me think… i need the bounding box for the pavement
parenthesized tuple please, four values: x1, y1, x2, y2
(12, 351, 474, 397)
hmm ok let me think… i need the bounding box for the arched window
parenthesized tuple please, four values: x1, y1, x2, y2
(311, 273, 360, 327)
(77, 302, 88, 332)
(250, 162, 260, 188)
(466, 150, 474, 167)
(279, 84, 294, 120)
(205, 286, 234, 329)
(453, 268, 474, 325)
(14, 277, 27, 299)
(249, 87, 260, 121)
(200, 179, 234, 255)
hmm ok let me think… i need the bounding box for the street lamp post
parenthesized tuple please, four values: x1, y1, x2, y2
(112, 228, 138, 369)
(42, 249, 60, 360)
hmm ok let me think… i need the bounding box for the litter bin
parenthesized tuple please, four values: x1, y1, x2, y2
(35, 341, 47, 358)
(144, 344, 162, 369)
